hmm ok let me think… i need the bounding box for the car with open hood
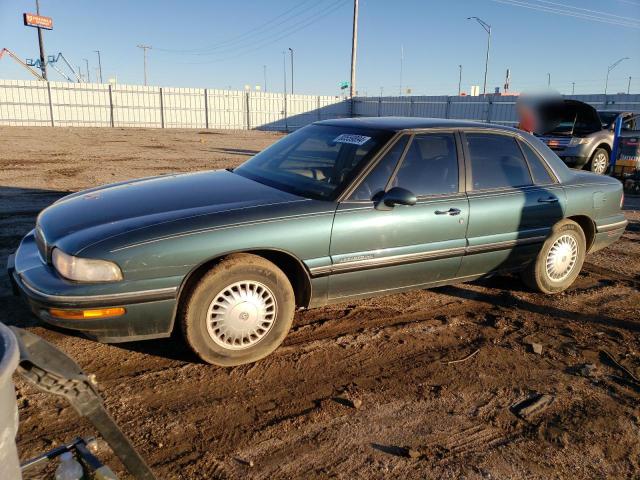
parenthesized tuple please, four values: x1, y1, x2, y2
(8, 118, 627, 366)
(531, 99, 617, 174)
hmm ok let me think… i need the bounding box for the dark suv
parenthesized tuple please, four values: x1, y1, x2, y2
(534, 100, 624, 174)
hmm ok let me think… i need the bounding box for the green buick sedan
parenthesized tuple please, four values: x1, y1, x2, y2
(8, 118, 627, 366)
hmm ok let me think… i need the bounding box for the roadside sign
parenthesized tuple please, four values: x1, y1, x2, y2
(23, 13, 53, 30)
(338, 81, 349, 90)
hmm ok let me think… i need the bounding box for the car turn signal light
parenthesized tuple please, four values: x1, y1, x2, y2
(48, 307, 125, 320)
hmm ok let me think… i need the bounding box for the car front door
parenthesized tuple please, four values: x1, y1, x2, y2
(326, 131, 469, 301)
(458, 131, 566, 278)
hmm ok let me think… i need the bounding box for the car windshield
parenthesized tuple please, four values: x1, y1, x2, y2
(234, 124, 392, 200)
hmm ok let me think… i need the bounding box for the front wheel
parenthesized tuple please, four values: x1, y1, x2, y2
(520, 219, 586, 294)
(588, 148, 609, 175)
(180, 254, 295, 366)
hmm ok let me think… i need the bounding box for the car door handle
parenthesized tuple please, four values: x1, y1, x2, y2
(538, 196, 559, 203)
(435, 208, 461, 216)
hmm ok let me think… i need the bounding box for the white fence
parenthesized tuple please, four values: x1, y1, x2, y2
(1, 79, 639, 130)
(0, 79, 350, 130)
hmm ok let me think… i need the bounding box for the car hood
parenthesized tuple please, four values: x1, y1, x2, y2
(37, 169, 302, 254)
(534, 99, 602, 136)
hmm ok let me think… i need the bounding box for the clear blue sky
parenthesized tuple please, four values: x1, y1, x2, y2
(1, 0, 639, 96)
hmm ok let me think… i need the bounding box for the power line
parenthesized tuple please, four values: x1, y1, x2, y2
(531, 0, 639, 22)
(176, 0, 349, 65)
(487, 0, 640, 28)
(155, 0, 330, 55)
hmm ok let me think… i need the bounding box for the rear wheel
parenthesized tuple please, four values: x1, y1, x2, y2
(588, 148, 609, 174)
(521, 219, 586, 294)
(180, 254, 295, 366)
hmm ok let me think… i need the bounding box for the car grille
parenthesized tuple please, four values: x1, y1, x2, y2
(34, 226, 48, 263)
(539, 136, 571, 151)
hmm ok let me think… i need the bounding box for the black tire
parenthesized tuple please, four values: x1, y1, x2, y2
(520, 219, 586, 294)
(588, 147, 609, 175)
(180, 254, 295, 366)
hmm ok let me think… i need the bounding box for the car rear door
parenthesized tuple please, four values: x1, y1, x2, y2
(326, 131, 469, 301)
(458, 131, 566, 277)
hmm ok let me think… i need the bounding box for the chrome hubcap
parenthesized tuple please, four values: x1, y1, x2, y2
(545, 234, 578, 281)
(206, 280, 277, 350)
(592, 153, 607, 174)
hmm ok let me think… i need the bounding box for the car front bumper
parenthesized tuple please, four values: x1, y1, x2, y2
(7, 232, 179, 343)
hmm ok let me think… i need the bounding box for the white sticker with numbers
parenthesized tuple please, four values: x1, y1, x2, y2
(333, 134, 371, 146)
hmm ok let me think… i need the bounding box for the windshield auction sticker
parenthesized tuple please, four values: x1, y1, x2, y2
(333, 134, 371, 146)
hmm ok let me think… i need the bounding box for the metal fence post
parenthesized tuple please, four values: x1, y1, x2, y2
(317, 96, 321, 121)
(204, 88, 209, 129)
(245, 91, 251, 130)
(46, 81, 54, 127)
(378, 97, 382, 117)
(409, 97, 415, 117)
(159, 87, 165, 128)
(445, 96, 451, 119)
(108, 84, 115, 127)
(486, 97, 493, 123)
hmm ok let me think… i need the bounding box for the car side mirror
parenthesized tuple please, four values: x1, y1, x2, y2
(375, 187, 417, 210)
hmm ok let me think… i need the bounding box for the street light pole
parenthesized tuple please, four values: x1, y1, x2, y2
(288, 48, 294, 95)
(263, 65, 267, 92)
(604, 57, 630, 96)
(137, 45, 152, 86)
(571, 81, 575, 95)
(282, 51, 288, 131)
(93, 50, 102, 83)
(628, 76, 632, 95)
(468, 16, 491, 96)
(458, 64, 462, 95)
(83, 58, 90, 82)
(547, 73, 551, 88)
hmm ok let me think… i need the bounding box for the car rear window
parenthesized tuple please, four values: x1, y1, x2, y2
(466, 133, 532, 190)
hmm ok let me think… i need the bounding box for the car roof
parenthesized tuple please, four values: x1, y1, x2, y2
(314, 116, 516, 132)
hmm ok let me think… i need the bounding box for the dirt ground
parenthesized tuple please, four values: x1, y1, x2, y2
(1, 126, 639, 480)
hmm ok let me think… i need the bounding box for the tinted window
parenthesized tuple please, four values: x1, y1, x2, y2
(391, 133, 459, 196)
(235, 125, 392, 200)
(350, 136, 409, 201)
(466, 133, 532, 190)
(519, 140, 554, 185)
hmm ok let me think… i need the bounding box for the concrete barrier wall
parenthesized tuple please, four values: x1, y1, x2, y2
(1, 78, 639, 130)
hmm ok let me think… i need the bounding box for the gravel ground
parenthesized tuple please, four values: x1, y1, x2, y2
(1, 126, 638, 480)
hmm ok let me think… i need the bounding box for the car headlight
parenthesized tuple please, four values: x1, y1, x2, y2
(568, 137, 593, 147)
(52, 248, 123, 282)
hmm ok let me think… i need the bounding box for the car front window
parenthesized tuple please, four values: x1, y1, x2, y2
(234, 125, 392, 200)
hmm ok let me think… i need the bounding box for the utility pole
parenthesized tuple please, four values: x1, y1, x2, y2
(547, 73, 551, 88)
(288, 48, 294, 95)
(468, 17, 491, 96)
(628, 76, 632, 94)
(605, 57, 630, 95)
(458, 64, 462, 95)
(137, 45, 152, 86)
(83, 58, 90, 82)
(35, 0, 47, 79)
(282, 51, 288, 131)
(504, 68, 510, 94)
(94, 50, 102, 83)
(571, 81, 575, 95)
(263, 65, 267, 92)
(399, 44, 404, 96)
(349, 0, 359, 98)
